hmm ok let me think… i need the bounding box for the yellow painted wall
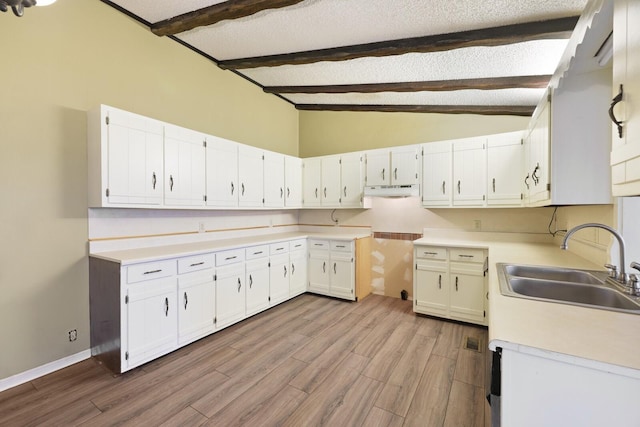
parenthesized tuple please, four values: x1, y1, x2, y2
(0, 0, 297, 379)
(299, 110, 530, 157)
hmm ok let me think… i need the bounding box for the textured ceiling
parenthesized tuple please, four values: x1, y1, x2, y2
(104, 0, 592, 115)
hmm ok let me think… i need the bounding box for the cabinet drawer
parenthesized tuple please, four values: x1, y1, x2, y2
(127, 259, 176, 284)
(415, 246, 447, 260)
(216, 248, 245, 266)
(330, 240, 353, 252)
(246, 245, 269, 260)
(270, 241, 290, 255)
(449, 248, 485, 263)
(177, 253, 215, 274)
(289, 239, 307, 252)
(309, 239, 329, 250)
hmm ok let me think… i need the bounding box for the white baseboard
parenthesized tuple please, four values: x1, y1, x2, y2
(0, 350, 91, 393)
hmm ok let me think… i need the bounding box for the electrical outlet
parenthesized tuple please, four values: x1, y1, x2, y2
(198, 222, 205, 233)
(68, 329, 77, 342)
(473, 220, 481, 231)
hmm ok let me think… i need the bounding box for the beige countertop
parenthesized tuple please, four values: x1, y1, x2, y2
(414, 236, 640, 372)
(90, 231, 371, 265)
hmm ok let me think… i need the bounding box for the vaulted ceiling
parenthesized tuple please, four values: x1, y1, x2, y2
(102, 0, 590, 116)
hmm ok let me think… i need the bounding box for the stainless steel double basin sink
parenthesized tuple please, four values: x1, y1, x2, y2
(497, 263, 640, 314)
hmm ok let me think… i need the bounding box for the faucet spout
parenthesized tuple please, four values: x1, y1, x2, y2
(561, 223, 627, 283)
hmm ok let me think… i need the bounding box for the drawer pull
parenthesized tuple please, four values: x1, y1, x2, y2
(294, 244, 302, 248)
(275, 247, 284, 251)
(336, 245, 345, 248)
(253, 251, 263, 255)
(189, 262, 204, 267)
(423, 251, 438, 256)
(225, 256, 237, 261)
(143, 269, 162, 275)
(458, 255, 474, 258)
(314, 243, 324, 246)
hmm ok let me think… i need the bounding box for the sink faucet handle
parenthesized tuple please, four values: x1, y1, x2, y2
(604, 263, 618, 278)
(629, 274, 640, 296)
(631, 261, 640, 273)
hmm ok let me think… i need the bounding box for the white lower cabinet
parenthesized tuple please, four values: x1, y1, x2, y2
(89, 236, 357, 374)
(215, 251, 246, 330)
(307, 239, 355, 300)
(413, 245, 487, 326)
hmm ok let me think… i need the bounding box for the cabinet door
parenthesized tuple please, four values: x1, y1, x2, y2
(289, 248, 308, 297)
(487, 132, 523, 206)
(330, 252, 355, 300)
(216, 263, 246, 329)
(422, 141, 452, 206)
(391, 145, 420, 185)
(177, 271, 215, 346)
(164, 124, 206, 207)
(527, 100, 551, 205)
(246, 258, 270, 316)
(126, 278, 177, 369)
(269, 253, 290, 306)
(321, 155, 341, 206)
(263, 151, 285, 208)
(206, 136, 238, 207)
(106, 108, 163, 205)
(452, 137, 487, 206)
(449, 272, 486, 324)
(611, 0, 640, 196)
(238, 144, 264, 207)
(414, 262, 449, 317)
(308, 251, 330, 295)
(284, 155, 303, 207)
(340, 152, 364, 207)
(303, 157, 322, 207)
(365, 149, 390, 186)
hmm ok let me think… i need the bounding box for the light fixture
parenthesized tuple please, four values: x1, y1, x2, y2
(0, 0, 56, 17)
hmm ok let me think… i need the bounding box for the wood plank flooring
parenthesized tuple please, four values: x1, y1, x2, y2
(0, 294, 490, 427)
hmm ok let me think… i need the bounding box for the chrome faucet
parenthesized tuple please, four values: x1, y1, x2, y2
(561, 223, 628, 285)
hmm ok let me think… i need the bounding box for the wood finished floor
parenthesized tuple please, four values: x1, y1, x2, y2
(0, 294, 490, 427)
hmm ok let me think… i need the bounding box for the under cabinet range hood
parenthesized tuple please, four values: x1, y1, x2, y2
(363, 184, 419, 198)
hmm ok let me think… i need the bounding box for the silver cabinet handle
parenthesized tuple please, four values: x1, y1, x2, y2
(532, 164, 540, 185)
(280, 188, 283, 199)
(237, 278, 241, 292)
(291, 263, 295, 275)
(609, 84, 624, 138)
(287, 187, 290, 198)
(241, 183, 245, 195)
(492, 178, 496, 193)
(225, 256, 237, 261)
(169, 175, 174, 192)
(438, 274, 442, 289)
(423, 251, 437, 256)
(164, 297, 169, 316)
(344, 186, 347, 197)
(315, 188, 318, 198)
(524, 174, 530, 190)
(284, 265, 287, 278)
(231, 182, 234, 195)
(152, 172, 157, 189)
(442, 181, 445, 195)
(143, 269, 162, 275)
(324, 187, 327, 198)
(394, 168, 398, 180)
(322, 261, 326, 273)
(249, 274, 253, 288)
(457, 180, 461, 194)
(184, 292, 188, 310)
(190, 262, 204, 267)
(455, 276, 459, 291)
(333, 262, 337, 274)
(382, 168, 385, 180)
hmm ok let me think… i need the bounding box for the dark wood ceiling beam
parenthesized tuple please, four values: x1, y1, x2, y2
(151, 0, 305, 37)
(295, 104, 535, 116)
(218, 16, 578, 70)
(264, 75, 552, 94)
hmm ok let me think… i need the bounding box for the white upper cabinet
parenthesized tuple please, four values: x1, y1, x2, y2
(303, 157, 322, 207)
(321, 155, 341, 206)
(205, 135, 238, 208)
(365, 148, 390, 186)
(523, 100, 551, 205)
(263, 151, 285, 208)
(452, 137, 487, 206)
(611, 0, 640, 196)
(88, 105, 164, 207)
(164, 124, 206, 207)
(365, 146, 420, 187)
(284, 155, 303, 208)
(340, 152, 364, 207)
(487, 131, 524, 207)
(238, 144, 264, 207)
(391, 145, 420, 186)
(422, 141, 452, 207)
